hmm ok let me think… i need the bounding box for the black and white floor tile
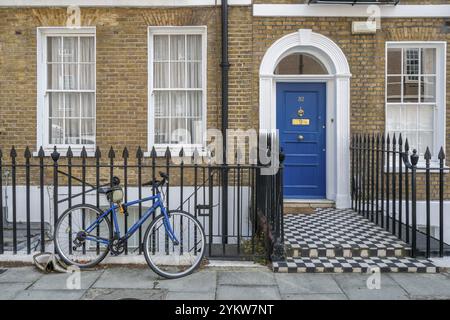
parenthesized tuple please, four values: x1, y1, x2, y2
(284, 208, 411, 258)
(273, 257, 439, 273)
(275, 208, 439, 273)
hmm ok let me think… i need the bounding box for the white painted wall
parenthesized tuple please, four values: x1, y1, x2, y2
(2, 186, 253, 251)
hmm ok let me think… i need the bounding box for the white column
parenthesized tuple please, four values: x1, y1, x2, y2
(334, 75, 351, 209)
(259, 76, 274, 130)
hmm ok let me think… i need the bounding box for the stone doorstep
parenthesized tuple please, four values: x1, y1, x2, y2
(283, 200, 335, 214)
(272, 257, 440, 274)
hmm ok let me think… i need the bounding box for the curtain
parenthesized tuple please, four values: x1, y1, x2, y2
(153, 34, 203, 145)
(47, 35, 95, 145)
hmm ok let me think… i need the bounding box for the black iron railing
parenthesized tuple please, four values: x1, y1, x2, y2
(351, 133, 449, 258)
(0, 143, 284, 261)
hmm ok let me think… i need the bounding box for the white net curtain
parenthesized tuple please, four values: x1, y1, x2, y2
(153, 34, 203, 145)
(47, 36, 95, 146)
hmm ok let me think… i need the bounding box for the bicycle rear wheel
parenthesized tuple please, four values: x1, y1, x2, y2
(54, 204, 112, 268)
(143, 210, 206, 279)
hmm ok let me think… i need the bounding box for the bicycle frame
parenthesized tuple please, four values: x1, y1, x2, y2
(83, 192, 179, 247)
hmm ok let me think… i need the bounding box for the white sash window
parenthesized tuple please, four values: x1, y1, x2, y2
(37, 27, 96, 154)
(386, 42, 446, 160)
(148, 27, 207, 152)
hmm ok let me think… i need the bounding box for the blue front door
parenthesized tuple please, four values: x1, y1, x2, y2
(276, 82, 326, 199)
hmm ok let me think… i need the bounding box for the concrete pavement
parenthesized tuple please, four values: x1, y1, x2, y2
(1, 265, 450, 300)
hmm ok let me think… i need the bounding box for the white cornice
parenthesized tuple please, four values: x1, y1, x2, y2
(253, 4, 450, 18)
(0, 0, 251, 7)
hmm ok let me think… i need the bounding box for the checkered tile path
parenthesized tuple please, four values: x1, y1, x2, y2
(272, 257, 439, 273)
(274, 208, 439, 273)
(284, 208, 411, 258)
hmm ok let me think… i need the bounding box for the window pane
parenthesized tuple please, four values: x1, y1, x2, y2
(65, 119, 80, 144)
(47, 37, 62, 62)
(170, 118, 188, 144)
(63, 63, 78, 90)
(155, 118, 170, 144)
(154, 91, 169, 117)
(80, 64, 95, 90)
(403, 132, 417, 153)
(49, 93, 64, 118)
(387, 48, 401, 74)
(170, 35, 185, 61)
(403, 76, 419, 102)
(154, 35, 169, 61)
(187, 35, 202, 60)
(187, 91, 202, 117)
(170, 91, 186, 117)
(81, 119, 95, 145)
(386, 105, 401, 131)
(404, 105, 417, 130)
(386, 76, 401, 102)
(63, 37, 78, 63)
(274, 53, 327, 75)
(420, 76, 436, 103)
(187, 118, 202, 144)
(170, 62, 185, 88)
(403, 48, 419, 77)
(421, 48, 436, 74)
(47, 63, 63, 90)
(49, 118, 63, 144)
(80, 37, 95, 62)
(187, 62, 201, 88)
(153, 62, 169, 88)
(81, 93, 95, 118)
(419, 131, 433, 156)
(65, 93, 80, 118)
(418, 105, 434, 130)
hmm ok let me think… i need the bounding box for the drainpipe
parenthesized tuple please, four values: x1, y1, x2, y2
(221, 0, 229, 245)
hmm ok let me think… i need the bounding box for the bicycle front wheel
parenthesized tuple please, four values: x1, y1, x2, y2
(143, 210, 206, 279)
(54, 204, 112, 268)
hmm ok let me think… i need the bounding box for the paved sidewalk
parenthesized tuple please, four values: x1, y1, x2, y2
(1, 265, 450, 300)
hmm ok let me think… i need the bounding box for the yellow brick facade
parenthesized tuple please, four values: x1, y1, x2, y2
(0, 4, 448, 198)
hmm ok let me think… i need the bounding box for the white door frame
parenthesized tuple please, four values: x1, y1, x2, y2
(259, 29, 352, 208)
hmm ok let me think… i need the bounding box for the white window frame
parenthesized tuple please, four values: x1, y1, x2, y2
(147, 26, 207, 155)
(36, 27, 96, 156)
(385, 41, 446, 164)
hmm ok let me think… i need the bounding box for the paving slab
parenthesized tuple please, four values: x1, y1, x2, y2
(13, 289, 86, 300)
(390, 273, 450, 297)
(0, 267, 43, 283)
(218, 271, 276, 286)
(0, 283, 30, 300)
(342, 286, 410, 300)
(216, 285, 281, 300)
(282, 293, 348, 300)
(166, 291, 216, 300)
(332, 273, 400, 289)
(92, 267, 159, 289)
(275, 273, 343, 294)
(30, 270, 104, 290)
(82, 288, 166, 300)
(156, 270, 216, 293)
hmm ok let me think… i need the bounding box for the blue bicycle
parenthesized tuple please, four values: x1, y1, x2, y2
(54, 172, 206, 279)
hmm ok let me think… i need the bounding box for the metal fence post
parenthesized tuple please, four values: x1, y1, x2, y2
(438, 147, 445, 257)
(410, 149, 419, 258)
(51, 146, 60, 253)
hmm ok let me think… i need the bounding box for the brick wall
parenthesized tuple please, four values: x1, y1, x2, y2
(0, 7, 224, 156)
(0, 6, 448, 198)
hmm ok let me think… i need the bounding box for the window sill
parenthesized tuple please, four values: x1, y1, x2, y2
(144, 146, 208, 158)
(32, 147, 96, 158)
